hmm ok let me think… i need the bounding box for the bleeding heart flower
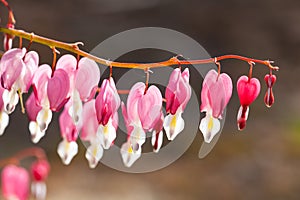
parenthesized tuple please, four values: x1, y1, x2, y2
(264, 74, 276, 107)
(47, 69, 70, 111)
(237, 75, 261, 130)
(81, 100, 103, 168)
(95, 77, 120, 149)
(31, 160, 50, 200)
(0, 48, 39, 114)
(164, 68, 191, 141)
(199, 69, 233, 143)
(121, 82, 163, 167)
(1, 165, 30, 200)
(26, 93, 52, 143)
(57, 101, 82, 165)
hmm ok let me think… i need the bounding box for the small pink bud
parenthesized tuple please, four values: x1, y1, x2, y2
(264, 74, 276, 88)
(31, 160, 50, 182)
(264, 74, 276, 107)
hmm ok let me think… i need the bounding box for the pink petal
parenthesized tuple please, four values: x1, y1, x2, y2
(165, 68, 191, 114)
(237, 76, 261, 106)
(75, 58, 100, 101)
(32, 64, 52, 106)
(0, 84, 5, 109)
(25, 93, 42, 121)
(81, 100, 98, 141)
(201, 70, 233, 118)
(138, 85, 162, 131)
(56, 54, 77, 88)
(47, 69, 70, 111)
(22, 51, 39, 92)
(1, 165, 30, 200)
(59, 103, 80, 142)
(127, 82, 145, 122)
(95, 78, 120, 125)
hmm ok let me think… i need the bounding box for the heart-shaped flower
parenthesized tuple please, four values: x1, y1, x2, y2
(236, 75, 261, 130)
(199, 69, 233, 143)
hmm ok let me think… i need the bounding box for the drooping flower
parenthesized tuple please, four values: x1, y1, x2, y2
(57, 101, 82, 165)
(236, 75, 261, 130)
(95, 77, 120, 149)
(264, 74, 276, 107)
(81, 100, 103, 168)
(31, 160, 50, 200)
(1, 165, 30, 200)
(68, 57, 100, 125)
(199, 69, 233, 143)
(25, 93, 50, 143)
(0, 48, 39, 114)
(121, 82, 163, 167)
(164, 68, 191, 141)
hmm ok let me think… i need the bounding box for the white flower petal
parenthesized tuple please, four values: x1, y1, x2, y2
(2, 89, 19, 114)
(97, 119, 116, 149)
(151, 130, 163, 153)
(0, 111, 9, 135)
(237, 105, 249, 121)
(120, 141, 141, 167)
(199, 114, 220, 143)
(31, 181, 47, 200)
(29, 121, 45, 143)
(57, 139, 78, 165)
(130, 123, 146, 149)
(163, 110, 184, 141)
(68, 90, 83, 125)
(36, 108, 52, 132)
(85, 142, 103, 169)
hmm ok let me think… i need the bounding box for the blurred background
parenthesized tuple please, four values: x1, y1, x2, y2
(0, 0, 299, 199)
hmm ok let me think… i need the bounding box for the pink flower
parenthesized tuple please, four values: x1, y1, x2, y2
(264, 74, 276, 108)
(31, 160, 50, 200)
(57, 101, 82, 165)
(81, 100, 103, 168)
(25, 93, 49, 143)
(95, 77, 120, 149)
(236, 75, 261, 130)
(0, 48, 39, 114)
(163, 68, 191, 140)
(199, 70, 232, 143)
(1, 165, 30, 200)
(121, 82, 163, 167)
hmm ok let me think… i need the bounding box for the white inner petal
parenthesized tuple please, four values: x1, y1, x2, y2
(163, 110, 184, 141)
(97, 118, 116, 149)
(2, 89, 19, 114)
(151, 130, 163, 153)
(57, 139, 78, 165)
(120, 141, 141, 168)
(29, 121, 45, 143)
(85, 141, 104, 169)
(0, 111, 9, 136)
(199, 113, 220, 143)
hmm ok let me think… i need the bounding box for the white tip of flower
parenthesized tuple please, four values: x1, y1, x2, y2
(29, 121, 45, 143)
(237, 105, 249, 121)
(151, 130, 163, 153)
(97, 119, 116, 149)
(130, 124, 146, 147)
(0, 111, 9, 136)
(85, 143, 103, 169)
(199, 114, 220, 143)
(68, 90, 83, 125)
(120, 141, 141, 168)
(57, 139, 78, 165)
(31, 181, 47, 200)
(163, 111, 184, 141)
(2, 89, 19, 114)
(36, 108, 52, 132)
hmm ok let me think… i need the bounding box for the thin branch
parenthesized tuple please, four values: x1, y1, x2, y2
(0, 27, 279, 71)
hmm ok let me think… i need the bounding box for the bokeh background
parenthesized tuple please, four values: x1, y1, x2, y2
(0, 0, 299, 199)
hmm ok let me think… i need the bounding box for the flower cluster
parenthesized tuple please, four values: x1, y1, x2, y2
(0, 47, 277, 168)
(1, 159, 50, 200)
